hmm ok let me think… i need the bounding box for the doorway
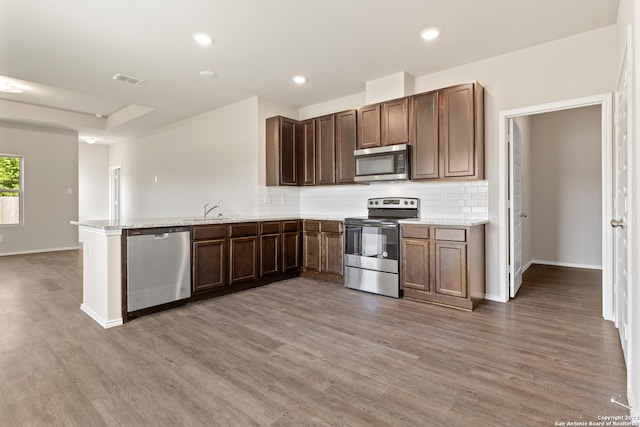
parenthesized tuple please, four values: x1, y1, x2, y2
(498, 94, 613, 320)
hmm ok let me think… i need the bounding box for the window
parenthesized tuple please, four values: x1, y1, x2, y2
(0, 155, 23, 225)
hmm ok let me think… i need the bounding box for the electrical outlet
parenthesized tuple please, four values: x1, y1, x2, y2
(67, 188, 73, 195)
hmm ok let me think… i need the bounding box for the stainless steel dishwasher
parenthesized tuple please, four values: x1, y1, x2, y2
(126, 226, 191, 313)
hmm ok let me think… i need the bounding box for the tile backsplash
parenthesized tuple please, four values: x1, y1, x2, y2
(259, 181, 488, 220)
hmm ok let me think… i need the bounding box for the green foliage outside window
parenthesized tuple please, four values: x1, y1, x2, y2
(0, 156, 21, 197)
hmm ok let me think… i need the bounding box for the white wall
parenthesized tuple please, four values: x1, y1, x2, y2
(109, 97, 261, 219)
(513, 115, 533, 271)
(529, 106, 602, 269)
(78, 143, 109, 221)
(0, 121, 79, 254)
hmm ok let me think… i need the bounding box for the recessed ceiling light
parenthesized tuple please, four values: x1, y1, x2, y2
(292, 75, 306, 84)
(84, 137, 97, 144)
(420, 27, 440, 41)
(199, 70, 217, 79)
(0, 80, 24, 93)
(193, 32, 213, 46)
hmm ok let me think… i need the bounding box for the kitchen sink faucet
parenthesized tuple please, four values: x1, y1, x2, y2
(203, 200, 223, 218)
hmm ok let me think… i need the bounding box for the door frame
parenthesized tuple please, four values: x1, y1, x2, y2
(497, 93, 613, 320)
(109, 165, 121, 222)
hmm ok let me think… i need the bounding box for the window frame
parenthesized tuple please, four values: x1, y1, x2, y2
(0, 154, 24, 227)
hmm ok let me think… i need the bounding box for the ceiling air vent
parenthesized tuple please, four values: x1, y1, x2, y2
(112, 73, 144, 85)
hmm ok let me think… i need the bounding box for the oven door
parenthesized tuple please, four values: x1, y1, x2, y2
(344, 220, 399, 274)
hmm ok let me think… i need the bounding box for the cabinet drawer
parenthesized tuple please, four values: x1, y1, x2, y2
(193, 225, 226, 241)
(229, 223, 259, 237)
(434, 228, 467, 242)
(260, 221, 281, 235)
(303, 220, 320, 232)
(401, 225, 430, 239)
(282, 220, 300, 233)
(320, 221, 343, 233)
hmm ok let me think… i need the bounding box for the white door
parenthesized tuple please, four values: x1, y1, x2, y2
(509, 120, 525, 298)
(612, 31, 631, 362)
(110, 166, 121, 222)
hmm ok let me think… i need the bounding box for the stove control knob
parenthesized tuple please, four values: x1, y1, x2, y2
(410, 200, 415, 205)
(375, 201, 379, 205)
(404, 201, 408, 205)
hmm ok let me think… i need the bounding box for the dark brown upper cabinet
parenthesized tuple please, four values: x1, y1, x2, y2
(357, 104, 381, 149)
(335, 109, 357, 184)
(410, 91, 439, 180)
(410, 82, 484, 181)
(315, 114, 336, 185)
(381, 98, 409, 146)
(266, 116, 300, 186)
(301, 119, 316, 186)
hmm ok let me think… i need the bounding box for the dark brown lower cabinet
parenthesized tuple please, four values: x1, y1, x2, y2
(192, 225, 227, 294)
(282, 220, 301, 272)
(192, 220, 300, 297)
(302, 220, 344, 282)
(400, 224, 484, 310)
(229, 223, 259, 285)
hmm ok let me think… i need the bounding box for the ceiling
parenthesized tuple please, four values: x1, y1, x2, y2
(0, 0, 620, 144)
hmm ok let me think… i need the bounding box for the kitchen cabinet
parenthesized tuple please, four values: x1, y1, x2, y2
(382, 98, 409, 146)
(301, 120, 316, 186)
(335, 109, 357, 184)
(302, 220, 344, 282)
(192, 225, 227, 294)
(259, 222, 280, 278)
(315, 114, 336, 185)
(410, 82, 484, 180)
(228, 223, 259, 285)
(281, 220, 301, 272)
(400, 224, 485, 310)
(357, 104, 381, 149)
(357, 99, 409, 149)
(266, 116, 300, 186)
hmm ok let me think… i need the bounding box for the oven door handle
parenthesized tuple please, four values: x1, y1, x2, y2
(345, 223, 398, 229)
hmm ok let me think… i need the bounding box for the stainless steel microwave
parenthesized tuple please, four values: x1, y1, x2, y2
(354, 144, 410, 183)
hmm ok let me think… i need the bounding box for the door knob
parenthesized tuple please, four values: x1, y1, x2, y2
(520, 213, 528, 218)
(610, 219, 625, 228)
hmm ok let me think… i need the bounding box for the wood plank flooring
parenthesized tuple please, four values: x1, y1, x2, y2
(0, 252, 629, 426)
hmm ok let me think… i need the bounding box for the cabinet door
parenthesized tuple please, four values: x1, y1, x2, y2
(335, 110, 357, 184)
(401, 238, 430, 291)
(301, 119, 316, 186)
(434, 241, 467, 298)
(322, 232, 344, 276)
(302, 231, 321, 272)
(357, 104, 381, 149)
(382, 98, 409, 146)
(193, 239, 226, 293)
(440, 84, 475, 178)
(260, 234, 279, 277)
(282, 231, 300, 272)
(410, 91, 439, 179)
(279, 117, 298, 185)
(315, 114, 336, 185)
(229, 236, 259, 284)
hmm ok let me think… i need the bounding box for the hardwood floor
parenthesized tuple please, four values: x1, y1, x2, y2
(0, 252, 628, 426)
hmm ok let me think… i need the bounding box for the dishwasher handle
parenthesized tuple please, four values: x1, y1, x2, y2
(126, 226, 190, 236)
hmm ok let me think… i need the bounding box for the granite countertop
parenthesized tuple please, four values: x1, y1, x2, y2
(71, 215, 347, 231)
(72, 215, 488, 231)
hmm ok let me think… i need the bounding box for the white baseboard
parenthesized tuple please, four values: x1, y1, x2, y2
(530, 259, 602, 270)
(0, 246, 80, 257)
(523, 260, 534, 273)
(80, 304, 123, 329)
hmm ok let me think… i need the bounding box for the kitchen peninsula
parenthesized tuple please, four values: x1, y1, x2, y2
(73, 214, 487, 328)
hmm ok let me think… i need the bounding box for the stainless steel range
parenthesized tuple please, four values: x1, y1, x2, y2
(344, 197, 419, 298)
